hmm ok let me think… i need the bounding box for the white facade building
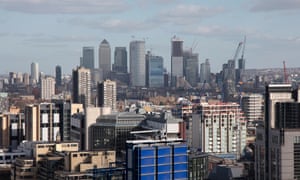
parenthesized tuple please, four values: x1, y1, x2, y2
(41, 76, 55, 100)
(241, 93, 264, 122)
(192, 102, 246, 159)
(72, 67, 91, 108)
(98, 79, 117, 112)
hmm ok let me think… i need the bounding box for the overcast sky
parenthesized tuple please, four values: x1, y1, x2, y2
(0, 0, 300, 75)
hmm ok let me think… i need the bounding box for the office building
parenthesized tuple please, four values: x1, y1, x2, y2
(98, 79, 117, 112)
(255, 84, 300, 180)
(0, 113, 25, 150)
(55, 65, 62, 87)
(129, 40, 146, 87)
(126, 139, 188, 180)
(113, 47, 127, 73)
(90, 112, 145, 159)
(192, 102, 246, 159)
(146, 51, 164, 88)
(41, 76, 55, 100)
(200, 59, 211, 83)
(25, 103, 63, 142)
(98, 39, 111, 79)
(82, 47, 94, 69)
(30, 62, 39, 84)
(72, 66, 91, 108)
(144, 111, 186, 140)
(183, 50, 199, 87)
(10, 141, 79, 180)
(51, 100, 83, 142)
(189, 153, 209, 180)
(171, 36, 183, 87)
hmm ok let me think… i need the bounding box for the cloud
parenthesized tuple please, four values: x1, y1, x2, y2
(66, 18, 154, 32)
(0, 0, 128, 14)
(155, 4, 225, 25)
(23, 34, 96, 44)
(251, 0, 300, 12)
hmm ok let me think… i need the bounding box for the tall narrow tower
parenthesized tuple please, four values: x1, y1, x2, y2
(98, 79, 117, 112)
(130, 40, 145, 87)
(55, 65, 62, 87)
(41, 76, 55, 100)
(99, 39, 111, 79)
(171, 36, 183, 87)
(82, 47, 94, 69)
(72, 66, 91, 108)
(113, 47, 127, 73)
(30, 62, 39, 84)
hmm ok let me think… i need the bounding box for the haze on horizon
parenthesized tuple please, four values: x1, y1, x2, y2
(0, 0, 300, 75)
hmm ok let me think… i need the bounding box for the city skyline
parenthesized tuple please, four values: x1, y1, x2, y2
(0, 0, 300, 75)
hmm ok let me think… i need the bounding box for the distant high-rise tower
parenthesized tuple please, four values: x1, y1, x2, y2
(113, 47, 127, 73)
(200, 59, 211, 83)
(23, 73, 30, 85)
(146, 51, 164, 88)
(98, 79, 117, 112)
(222, 60, 236, 101)
(130, 40, 145, 87)
(82, 47, 94, 69)
(236, 58, 246, 83)
(98, 39, 111, 79)
(72, 67, 91, 108)
(171, 36, 183, 87)
(41, 76, 55, 100)
(55, 65, 62, 87)
(30, 62, 39, 84)
(183, 50, 199, 87)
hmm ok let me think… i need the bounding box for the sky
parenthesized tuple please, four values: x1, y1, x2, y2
(0, 0, 300, 76)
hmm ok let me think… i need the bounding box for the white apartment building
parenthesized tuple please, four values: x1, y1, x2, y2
(41, 76, 55, 100)
(192, 102, 246, 159)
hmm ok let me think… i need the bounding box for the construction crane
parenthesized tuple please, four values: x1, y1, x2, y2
(233, 41, 243, 65)
(283, 61, 289, 83)
(241, 36, 246, 60)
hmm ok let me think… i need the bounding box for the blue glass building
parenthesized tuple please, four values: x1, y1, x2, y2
(146, 52, 164, 88)
(126, 139, 188, 180)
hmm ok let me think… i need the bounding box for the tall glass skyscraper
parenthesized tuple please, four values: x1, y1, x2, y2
(146, 52, 164, 88)
(82, 47, 94, 69)
(55, 65, 62, 87)
(130, 40, 145, 87)
(113, 47, 127, 73)
(30, 62, 39, 84)
(98, 39, 111, 79)
(183, 50, 199, 87)
(200, 59, 211, 83)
